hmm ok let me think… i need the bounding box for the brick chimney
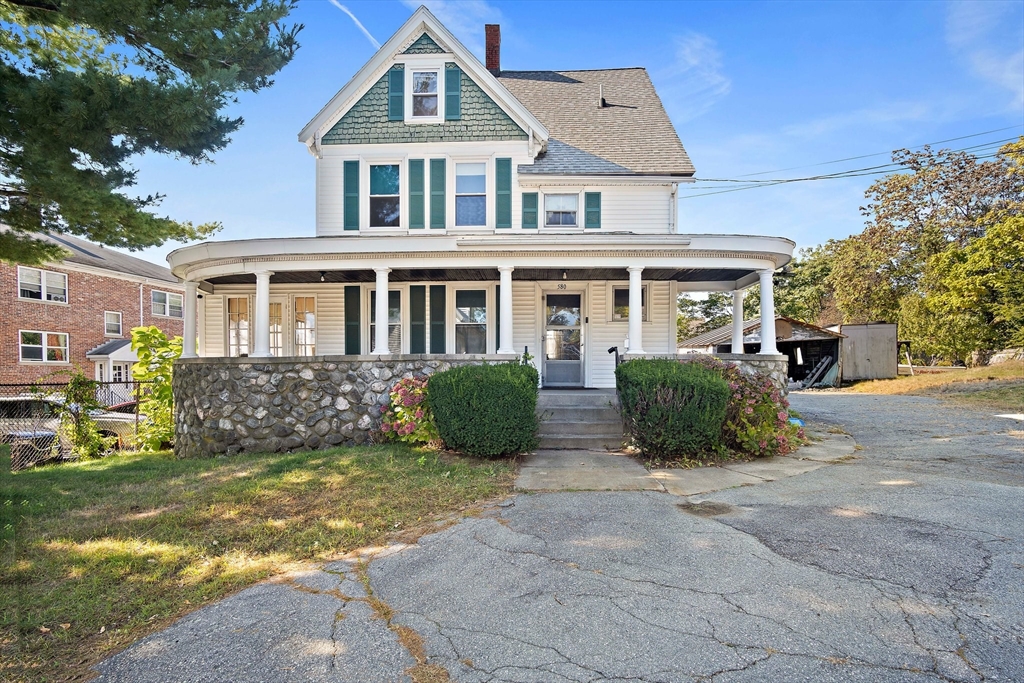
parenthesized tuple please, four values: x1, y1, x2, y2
(485, 24, 500, 75)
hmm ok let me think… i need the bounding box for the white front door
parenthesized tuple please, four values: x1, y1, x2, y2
(542, 292, 584, 387)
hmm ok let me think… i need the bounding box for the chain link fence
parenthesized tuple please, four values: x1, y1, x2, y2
(1, 381, 150, 471)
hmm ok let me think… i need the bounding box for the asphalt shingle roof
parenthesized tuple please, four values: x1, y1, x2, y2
(27, 231, 178, 283)
(497, 68, 694, 176)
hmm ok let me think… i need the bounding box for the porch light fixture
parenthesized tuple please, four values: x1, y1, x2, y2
(562, 270, 567, 280)
(319, 271, 326, 282)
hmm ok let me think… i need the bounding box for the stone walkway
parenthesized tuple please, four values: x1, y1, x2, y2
(515, 428, 857, 496)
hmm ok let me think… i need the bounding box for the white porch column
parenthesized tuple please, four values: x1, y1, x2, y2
(251, 270, 273, 358)
(627, 266, 645, 354)
(373, 267, 391, 355)
(498, 266, 514, 354)
(181, 281, 199, 358)
(758, 269, 778, 355)
(731, 289, 746, 354)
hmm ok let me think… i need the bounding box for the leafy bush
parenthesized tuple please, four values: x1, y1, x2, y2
(379, 377, 439, 445)
(685, 355, 804, 457)
(616, 358, 730, 460)
(40, 369, 116, 459)
(131, 326, 181, 450)
(427, 363, 539, 457)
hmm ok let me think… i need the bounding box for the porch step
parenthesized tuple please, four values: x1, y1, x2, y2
(535, 389, 623, 450)
(536, 434, 626, 450)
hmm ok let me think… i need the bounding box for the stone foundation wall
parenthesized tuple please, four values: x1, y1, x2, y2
(632, 353, 790, 394)
(172, 354, 515, 459)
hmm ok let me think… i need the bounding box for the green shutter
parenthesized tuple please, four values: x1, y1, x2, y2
(429, 158, 446, 229)
(344, 286, 361, 354)
(410, 286, 426, 353)
(495, 158, 512, 229)
(408, 159, 424, 229)
(429, 285, 446, 353)
(585, 191, 601, 229)
(522, 192, 538, 229)
(344, 160, 359, 230)
(388, 67, 404, 121)
(445, 65, 461, 120)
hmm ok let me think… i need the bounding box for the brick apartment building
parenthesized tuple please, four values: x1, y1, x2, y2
(2, 232, 186, 385)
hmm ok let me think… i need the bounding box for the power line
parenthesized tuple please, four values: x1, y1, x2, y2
(732, 125, 1022, 178)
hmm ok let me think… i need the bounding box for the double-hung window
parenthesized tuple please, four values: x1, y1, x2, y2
(455, 290, 487, 354)
(227, 296, 250, 356)
(269, 302, 283, 356)
(19, 330, 68, 362)
(104, 311, 122, 336)
(370, 291, 402, 353)
(612, 286, 649, 321)
(294, 296, 316, 356)
(369, 164, 400, 227)
(411, 71, 438, 117)
(545, 194, 578, 227)
(455, 163, 486, 226)
(152, 290, 184, 318)
(18, 267, 67, 302)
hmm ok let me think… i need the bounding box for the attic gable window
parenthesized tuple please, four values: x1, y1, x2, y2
(412, 71, 438, 117)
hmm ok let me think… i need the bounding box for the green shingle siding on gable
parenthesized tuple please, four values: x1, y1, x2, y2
(322, 64, 527, 145)
(403, 33, 445, 54)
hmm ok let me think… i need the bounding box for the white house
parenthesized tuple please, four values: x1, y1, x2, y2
(168, 6, 793, 391)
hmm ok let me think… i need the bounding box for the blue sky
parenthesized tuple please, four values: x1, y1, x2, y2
(126, 0, 1024, 266)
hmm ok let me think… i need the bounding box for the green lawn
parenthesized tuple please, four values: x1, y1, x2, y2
(1, 445, 514, 682)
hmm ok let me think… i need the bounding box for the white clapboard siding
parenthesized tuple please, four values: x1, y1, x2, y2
(316, 287, 345, 354)
(598, 185, 672, 233)
(204, 295, 225, 357)
(587, 280, 674, 388)
(511, 281, 537, 357)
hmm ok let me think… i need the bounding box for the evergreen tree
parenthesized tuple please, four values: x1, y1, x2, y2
(0, 0, 301, 264)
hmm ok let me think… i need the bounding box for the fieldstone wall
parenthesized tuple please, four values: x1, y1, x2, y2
(172, 354, 515, 459)
(633, 353, 790, 395)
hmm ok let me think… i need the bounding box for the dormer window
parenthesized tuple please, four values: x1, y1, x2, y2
(545, 194, 578, 227)
(412, 71, 438, 117)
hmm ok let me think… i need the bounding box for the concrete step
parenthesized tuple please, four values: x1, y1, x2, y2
(536, 391, 618, 409)
(538, 406, 621, 423)
(538, 420, 623, 437)
(537, 434, 626, 450)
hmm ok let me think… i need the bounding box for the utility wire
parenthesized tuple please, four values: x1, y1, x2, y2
(733, 125, 1022, 178)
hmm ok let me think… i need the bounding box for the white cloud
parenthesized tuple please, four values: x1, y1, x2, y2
(329, 1, 381, 49)
(946, 0, 1024, 110)
(653, 32, 732, 123)
(401, 0, 503, 58)
(782, 102, 933, 139)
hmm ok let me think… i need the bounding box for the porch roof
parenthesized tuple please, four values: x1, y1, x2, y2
(169, 233, 795, 292)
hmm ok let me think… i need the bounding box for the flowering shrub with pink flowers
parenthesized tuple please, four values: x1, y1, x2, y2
(379, 377, 439, 445)
(684, 355, 804, 458)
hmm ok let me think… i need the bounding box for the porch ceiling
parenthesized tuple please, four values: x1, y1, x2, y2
(204, 267, 757, 286)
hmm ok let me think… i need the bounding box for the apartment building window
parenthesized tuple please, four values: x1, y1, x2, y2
(294, 296, 316, 356)
(152, 290, 184, 318)
(19, 330, 68, 362)
(104, 311, 122, 336)
(18, 267, 67, 303)
(227, 296, 249, 356)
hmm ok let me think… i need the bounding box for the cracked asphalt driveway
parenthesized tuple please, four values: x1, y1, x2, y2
(95, 393, 1024, 682)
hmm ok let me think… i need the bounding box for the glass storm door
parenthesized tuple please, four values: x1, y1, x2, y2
(543, 293, 583, 387)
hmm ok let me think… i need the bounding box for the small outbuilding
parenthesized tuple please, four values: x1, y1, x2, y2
(679, 316, 845, 386)
(826, 322, 898, 380)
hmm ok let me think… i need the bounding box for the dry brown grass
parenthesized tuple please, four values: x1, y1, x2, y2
(845, 361, 1024, 411)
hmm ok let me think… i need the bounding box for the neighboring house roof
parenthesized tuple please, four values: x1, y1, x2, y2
(498, 68, 694, 176)
(29, 232, 178, 283)
(86, 339, 132, 357)
(679, 316, 845, 347)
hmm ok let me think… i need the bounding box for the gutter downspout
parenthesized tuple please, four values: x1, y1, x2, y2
(139, 283, 144, 328)
(670, 183, 678, 233)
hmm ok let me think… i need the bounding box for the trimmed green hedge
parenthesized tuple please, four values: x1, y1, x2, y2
(615, 358, 730, 459)
(427, 363, 539, 457)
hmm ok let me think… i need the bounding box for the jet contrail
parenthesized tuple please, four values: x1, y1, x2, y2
(329, 0, 381, 49)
